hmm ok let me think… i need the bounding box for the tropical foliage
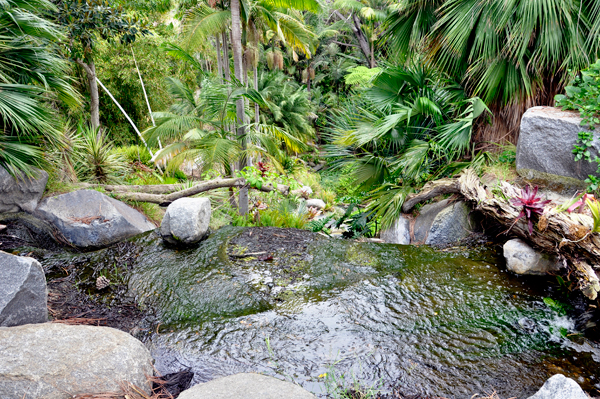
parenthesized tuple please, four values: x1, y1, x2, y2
(383, 0, 600, 142)
(0, 0, 79, 175)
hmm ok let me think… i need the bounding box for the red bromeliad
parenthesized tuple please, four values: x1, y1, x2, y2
(510, 185, 551, 234)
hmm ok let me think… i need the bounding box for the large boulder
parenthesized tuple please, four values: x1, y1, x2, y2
(380, 215, 410, 245)
(36, 190, 156, 248)
(527, 374, 588, 399)
(0, 166, 48, 214)
(0, 323, 154, 399)
(161, 197, 211, 245)
(178, 373, 316, 399)
(425, 201, 476, 247)
(412, 200, 451, 243)
(517, 106, 598, 189)
(503, 239, 561, 275)
(0, 251, 47, 327)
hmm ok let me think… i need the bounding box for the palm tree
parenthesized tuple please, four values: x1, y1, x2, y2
(333, 0, 390, 68)
(0, 0, 79, 175)
(382, 0, 600, 145)
(325, 64, 489, 227)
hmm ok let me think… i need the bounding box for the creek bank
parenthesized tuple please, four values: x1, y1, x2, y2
(0, 323, 153, 399)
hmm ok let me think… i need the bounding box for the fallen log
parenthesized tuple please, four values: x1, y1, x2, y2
(404, 169, 600, 300)
(75, 178, 290, 203)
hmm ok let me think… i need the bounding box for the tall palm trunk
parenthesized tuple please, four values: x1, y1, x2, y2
(216, 34, 223, 84)
(230, 0, 248, 215)
(222, 31, 231, 82)
(254, 64, 259, 123)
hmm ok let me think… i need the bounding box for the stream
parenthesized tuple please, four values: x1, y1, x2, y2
(35, 226, 600, 398)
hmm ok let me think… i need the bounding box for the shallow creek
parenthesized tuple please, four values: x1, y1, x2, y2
(38, 226, 600, 398)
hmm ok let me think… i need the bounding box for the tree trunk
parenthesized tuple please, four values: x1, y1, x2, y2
(216, 34, 223, 84)
(230, 0, 249, 215)
(222, 31, 231, 82)
(77, 58, 100, 129)
(336, 11, 372, 68)
(254, 64, 259, 124)
(75, 178, 289, 204)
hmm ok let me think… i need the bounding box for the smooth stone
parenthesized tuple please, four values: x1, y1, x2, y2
(412, 200, 451, 243)
(0, 166, 48, 214)
(517, 106, 598, 190)
(178, 373, 316, 399)
(306, 199, 326, 210)
(0, 323, 154, 399)
(527, 374, 588, 399)
(35, 190, 156, 248)
(426, 201, 476, 247)
(503, 239, 561, 275)
(380, 215, 410, 244)
(161, 197, 211, 245)
(0, 251, 47, 327)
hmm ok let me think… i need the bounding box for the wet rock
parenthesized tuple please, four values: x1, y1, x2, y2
(0, 251, 47, 327)
(0, 166, 48, 214)
(503, 239, 560, 275)
(527, 374, 588, 399)
(0, 323, 153, 399)
(426, 201, 476, 247)
(517, 106, 598, 190)
(306, 199, 326, 210)
(380, 215, 410, 245)
(161, 197, 211, 245)
(178, 373, 316, 399)
(36, 190, 155, 248)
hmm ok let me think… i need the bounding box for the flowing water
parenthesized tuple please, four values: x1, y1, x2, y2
(39, 227, 600, 398)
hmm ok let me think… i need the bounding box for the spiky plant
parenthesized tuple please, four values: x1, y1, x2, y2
(511, 185, 551, 234)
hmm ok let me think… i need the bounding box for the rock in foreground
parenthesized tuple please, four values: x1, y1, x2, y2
(36, 190, 156, 248)
(517, 106, 598, 189)
(0, 251, 47, 327)
(178, 373, 315, 399)
(0, 323, 153, 399)
(527, 374, 588, 399)
(161, 197, 211, 245)
(503, 239, 560, 275)
(0, 166, 48, 214)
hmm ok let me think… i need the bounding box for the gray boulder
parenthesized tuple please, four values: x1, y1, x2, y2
(0, 323, 153, 399)
(0, 166, 48, 214)
(0, 251, 47, 327)
(517, 106, 598, 189)
(527, 374, 588, 399)
(306, 199, 326, 210)
(425, 201, 476, 247)
(178, 373, 316, 399)
(161, 197, 211, 245)
(380, 215, 410, 245)
(412, 200, 452, 243)
(503, 239, 561, 275)
(36, 190, 156, 248)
